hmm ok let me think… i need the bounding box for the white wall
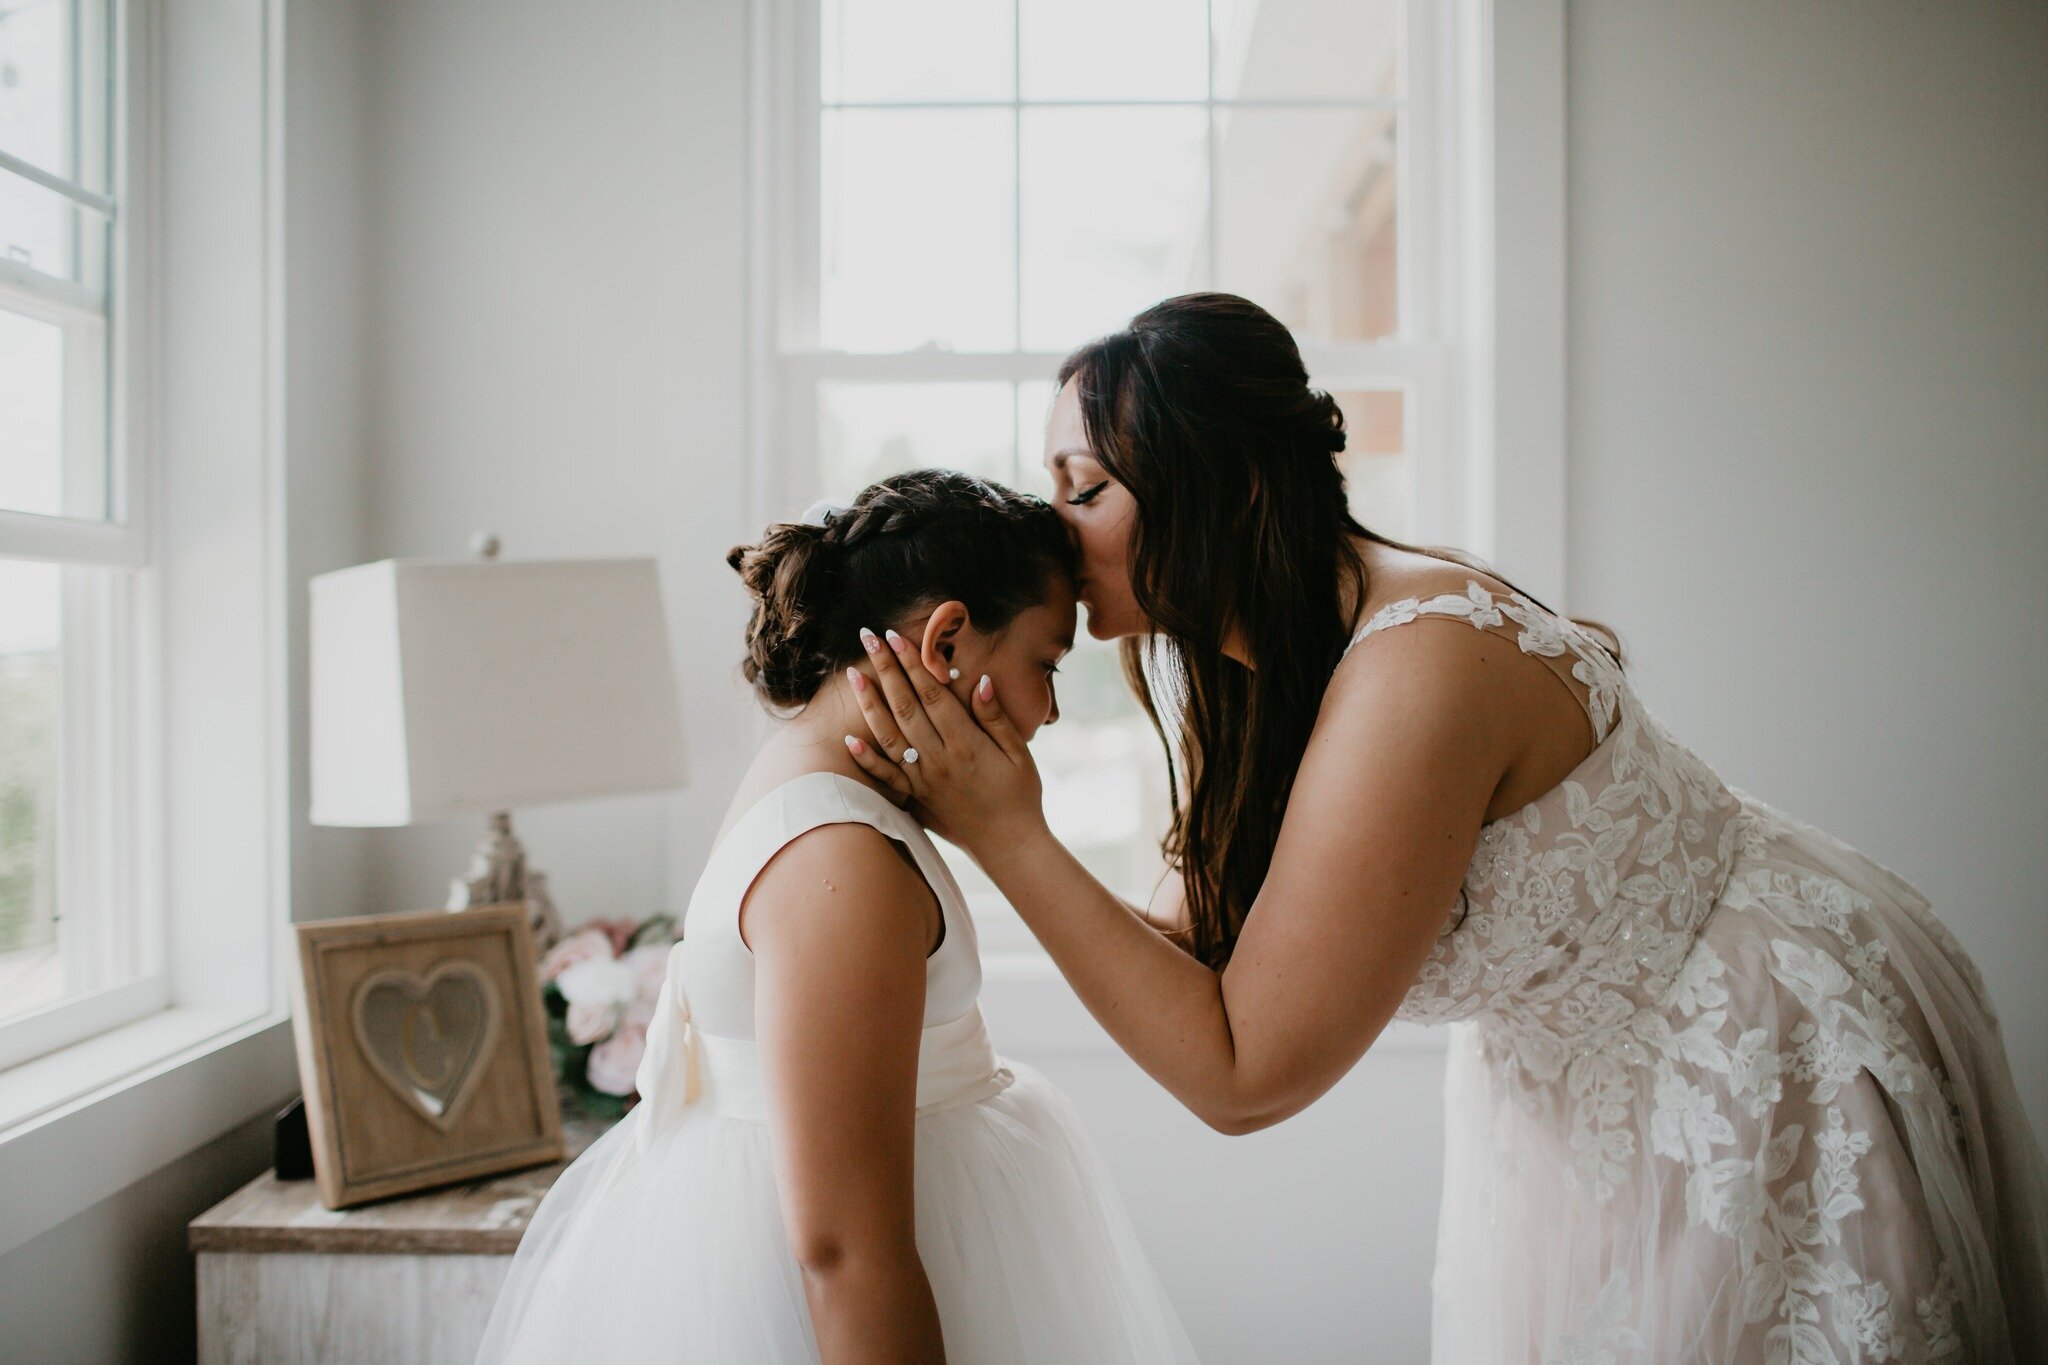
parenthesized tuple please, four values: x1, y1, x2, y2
(1564, 0, 2048, 1136)
(285, 0, 375, 932)
(357, 0, 758, 924)
(1014, 1043, 1446, 1363)
(0, 1109, 274, 1364)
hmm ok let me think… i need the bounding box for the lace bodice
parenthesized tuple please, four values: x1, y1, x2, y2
(1344, 582, 1745, 1063)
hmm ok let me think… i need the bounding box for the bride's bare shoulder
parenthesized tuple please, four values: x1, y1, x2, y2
(1326, 544, 1538, 720)
(1354, 544, 1515, 620)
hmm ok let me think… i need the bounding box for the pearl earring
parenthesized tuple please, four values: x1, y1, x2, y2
(948, 668, 962, 681)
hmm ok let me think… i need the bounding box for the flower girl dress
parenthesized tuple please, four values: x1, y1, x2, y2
(475, 771, 1198, 1363)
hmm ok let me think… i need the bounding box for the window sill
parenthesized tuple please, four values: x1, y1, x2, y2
(0, 1005, 300, 1259)
(978, 949, 1446, 1056)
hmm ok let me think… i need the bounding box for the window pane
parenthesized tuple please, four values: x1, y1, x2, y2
(1216, 108, 1397, 342)
(1212, 0, 1403, 101)
(0, 561, 63, 1024)
(0, 308, 66, 517)
(0, 0, 110, 192)
(0, 165, 109, 289)
(1013, 378, 1060, 497)
(1330, 387, 1411, 539)
(1020, 0, 1206, 102)
(821, 110, 1015, 351)
(1020, 107, 1207, 351)
(0, 307, 108, 521)
(1036, 634, 1171, 902)
(822, 0, 1014, 104)
(818, 381, 1015, 499)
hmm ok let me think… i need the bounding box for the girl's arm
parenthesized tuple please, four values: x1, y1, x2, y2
(844, 622, 1521, 1134)
(745, 823, 948, 1363)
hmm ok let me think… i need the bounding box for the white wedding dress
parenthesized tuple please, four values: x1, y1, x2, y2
(475, 771, 1197, 1364)
(1348, 582, 2048, 1362)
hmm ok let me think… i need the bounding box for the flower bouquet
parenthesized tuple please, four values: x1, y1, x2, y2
(537, 913, 678, 1122)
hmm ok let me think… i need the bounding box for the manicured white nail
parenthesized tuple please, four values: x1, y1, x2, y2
(844, 735, 863, 755)
(859, 627, 879, 652)
(977, 675, 993, 701)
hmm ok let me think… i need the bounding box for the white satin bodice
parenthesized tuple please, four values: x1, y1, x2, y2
(632, 772, 1009, 1141)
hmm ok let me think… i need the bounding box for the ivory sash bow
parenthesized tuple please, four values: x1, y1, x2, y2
(630, 942, 701, 1157)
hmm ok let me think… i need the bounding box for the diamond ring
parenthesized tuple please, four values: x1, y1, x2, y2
(901, 747, 920, 765)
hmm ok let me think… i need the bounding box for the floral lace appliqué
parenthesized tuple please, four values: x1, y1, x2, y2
(1350, 581, 1975, 1363)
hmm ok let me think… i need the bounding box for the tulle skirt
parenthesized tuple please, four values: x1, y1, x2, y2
(1429, 797, 2048, 1363)
(474, 1061, 1198, 1364)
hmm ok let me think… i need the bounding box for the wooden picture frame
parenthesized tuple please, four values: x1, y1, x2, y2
(291, 903, 564, 1209)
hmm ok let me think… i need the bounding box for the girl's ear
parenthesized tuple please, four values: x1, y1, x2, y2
(919, 601, 970, 679)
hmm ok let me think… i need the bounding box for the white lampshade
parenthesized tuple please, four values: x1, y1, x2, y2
(309, 556, 687, 826)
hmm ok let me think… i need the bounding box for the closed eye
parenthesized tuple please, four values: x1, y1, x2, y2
(1066, 480, 1110, 506)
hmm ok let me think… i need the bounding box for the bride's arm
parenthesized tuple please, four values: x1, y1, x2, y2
(747, 825, 947, 1364)
(845, 625, 1513, 1134)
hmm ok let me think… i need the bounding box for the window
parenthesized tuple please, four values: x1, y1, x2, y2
(0, 0, 158, 1066)
(758, 0, 1469, 939)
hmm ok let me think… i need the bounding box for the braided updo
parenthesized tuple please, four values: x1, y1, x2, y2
(727, 468, 1074, 709)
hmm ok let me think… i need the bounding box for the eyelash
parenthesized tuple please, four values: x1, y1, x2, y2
(1066, 480, 1110, 506)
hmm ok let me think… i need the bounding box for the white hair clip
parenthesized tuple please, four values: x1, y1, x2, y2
(800, 498, 851, 527)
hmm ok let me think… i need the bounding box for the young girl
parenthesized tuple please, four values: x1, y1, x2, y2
(475, 470, 1197, 1364)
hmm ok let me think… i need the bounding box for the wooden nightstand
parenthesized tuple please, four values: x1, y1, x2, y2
(188, 1118, 606, 1364)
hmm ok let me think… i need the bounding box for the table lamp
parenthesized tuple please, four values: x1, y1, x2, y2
(308, 536, 687, 952)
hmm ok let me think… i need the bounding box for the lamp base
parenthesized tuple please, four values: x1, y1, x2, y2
(446, 810, 564, 953)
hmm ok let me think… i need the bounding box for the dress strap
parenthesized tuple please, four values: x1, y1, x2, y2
(1341, 579, 1623, 744)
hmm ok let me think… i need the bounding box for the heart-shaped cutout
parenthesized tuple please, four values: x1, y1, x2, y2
(350, 960, 503, 1130)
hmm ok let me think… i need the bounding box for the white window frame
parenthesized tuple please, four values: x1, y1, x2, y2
(745, 0, 1571, 584)
(0, 0, 162, 1071)
(743, 0, 1563, 1046)
(0, 0, 296, 1260)
(749, 0, 1477, 539)
(748, 1, 1567, 578)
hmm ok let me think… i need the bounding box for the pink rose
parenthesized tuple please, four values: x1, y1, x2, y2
(590, 917, 638, 958)
(587, 1023, 648, 1096)
(565, 999, 618, 1045)
(537, 926, 613, 985)
(623, 943, 672, 998)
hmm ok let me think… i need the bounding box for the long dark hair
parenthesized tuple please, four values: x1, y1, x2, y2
(727, 469, 1073, 709)
(1058, 293, 1604, 969)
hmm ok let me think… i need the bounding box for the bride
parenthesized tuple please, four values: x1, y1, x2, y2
(476, 470, 1195, 1363)
(843, 294, 2048, 1360)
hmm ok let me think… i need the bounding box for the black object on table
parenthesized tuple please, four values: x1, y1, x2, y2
(273, 1096, 313, 1180)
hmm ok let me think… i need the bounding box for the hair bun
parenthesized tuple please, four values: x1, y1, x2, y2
(727, 469, 1074, 709)
(725, 521, 837, 705)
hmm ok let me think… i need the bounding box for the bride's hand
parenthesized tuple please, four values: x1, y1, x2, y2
(841, 627, 1048, 857)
